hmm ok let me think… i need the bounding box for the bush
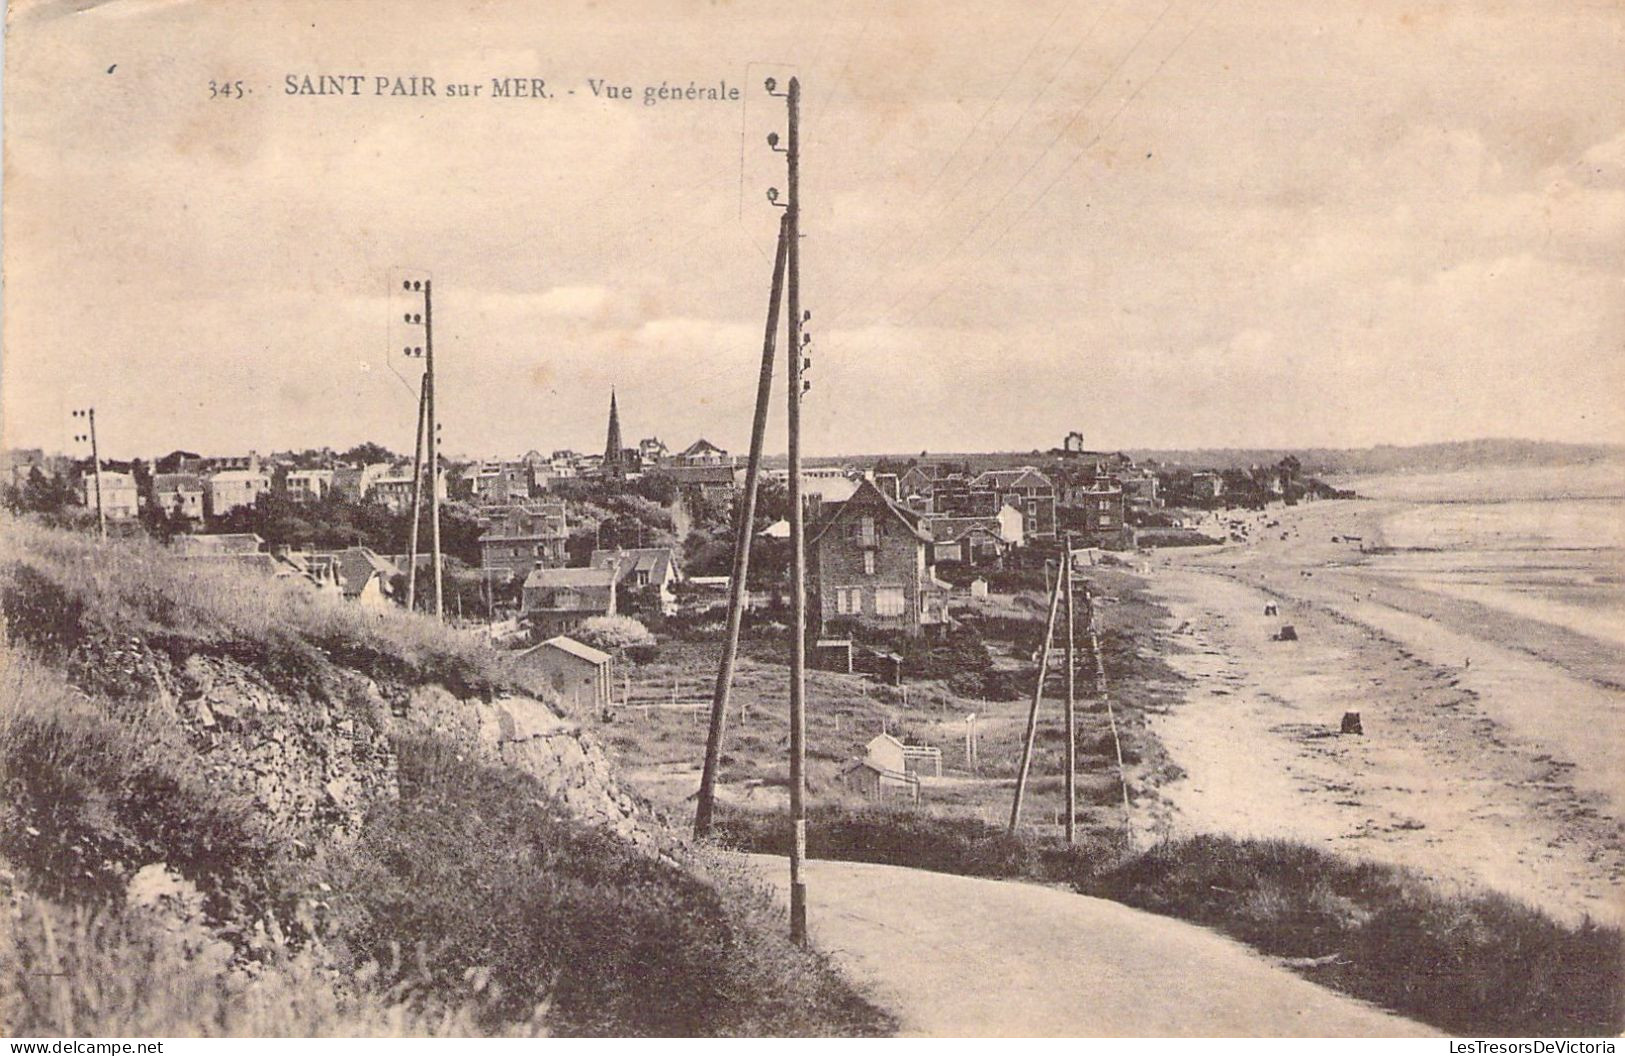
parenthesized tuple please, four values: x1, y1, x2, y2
(574, 615, 654, 653)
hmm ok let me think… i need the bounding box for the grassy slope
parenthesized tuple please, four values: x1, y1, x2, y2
(0, 518, 891, 1037)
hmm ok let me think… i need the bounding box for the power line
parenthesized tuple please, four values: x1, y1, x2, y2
(867, 0, 1179, 330)
(897, 0, 1221, 330)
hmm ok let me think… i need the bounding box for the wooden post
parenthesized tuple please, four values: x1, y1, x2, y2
(423, 280, 444, 621)
(783, 76, 809, 946)
(694, 214, 790, 839)
(1064, 540, 1077, 844)
(1009, 561, 1064, 833)
(1085, 581, 1133, 839)
(405, 372, 428, 613)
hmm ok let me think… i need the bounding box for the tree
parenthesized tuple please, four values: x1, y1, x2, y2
(340, 442, 398, 466)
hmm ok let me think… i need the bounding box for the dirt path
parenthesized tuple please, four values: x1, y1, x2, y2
(746, 854, 1434, 1037)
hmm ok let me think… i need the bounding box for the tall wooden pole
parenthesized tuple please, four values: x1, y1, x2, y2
(405, 371, 428, 613)
(424, 280, 444, 620)
(1085, 580, 1133, 838)
(784, 76, 809, 946)
(1064, 540, 1078, 844)
(87, 410, 106, 542)
(1009, 561, 1064, 833)
(694, 214, 790, 839)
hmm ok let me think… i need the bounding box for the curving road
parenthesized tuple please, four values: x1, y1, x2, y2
(747, 855, 1436, 1037)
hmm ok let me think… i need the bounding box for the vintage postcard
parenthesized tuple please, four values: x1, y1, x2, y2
(2, 0, 1622, 1041)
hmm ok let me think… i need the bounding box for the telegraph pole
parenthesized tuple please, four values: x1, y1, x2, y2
(425, 280, 444, 620)
(1064, 537, 1078, 844)
(1009, 561, 1063, 833)
(405, 371, 429, 613)
(694, 213, 790, 839)
(1085, 579, 1134, 839)
(71, 407, 106, 541)
(782, 75, 810, 946)
(400, 278, 444, 620)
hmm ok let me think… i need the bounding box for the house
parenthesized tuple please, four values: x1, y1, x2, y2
(655, 463, 738, 503)
(925, 515, 1011, 566)
(517, 635, 613, 713)
(153, 450, 204, 475)
(480, 503, 568, 581)
(522, 566, 617, 636)
(670, 438, 730, 467)
(80, 470, 141, 520)
(284, 468, 334, 503)
(637, 437, 669, 463)
(1192, 471, 1225, 502)
(172, 532, 265, 555)
(1072, 485, 1125, 541)
(969, 467, 1056, 538)
(589, 547, 681, 615)
(1119, 470, 1160, 508)
(307, 547, 398, 608)
(370, 467, 444, 513)
(470, 460, 533, 504)
(170, 533, 282, 576)
(810, 477, 950, 637)
(330, 463, 391, 503)
(152, 473, 206, 520)
(836, 733, 920, 801)
(205, 469, 270, 517)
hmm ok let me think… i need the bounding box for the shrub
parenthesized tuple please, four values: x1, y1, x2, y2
(574, 615, 654, 654)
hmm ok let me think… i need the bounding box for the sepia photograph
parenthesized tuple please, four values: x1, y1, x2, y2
(2, 0, 1622, 1040)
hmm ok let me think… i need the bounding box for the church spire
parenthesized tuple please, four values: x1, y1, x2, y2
(604, 388, 624, 468)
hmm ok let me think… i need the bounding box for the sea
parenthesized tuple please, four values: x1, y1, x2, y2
(1343, 462, 1625, 657)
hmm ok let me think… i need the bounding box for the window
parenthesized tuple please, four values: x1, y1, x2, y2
(875, 587, 906, 617)
(863, 550, 876, 576)
(834, 587, 860, 615)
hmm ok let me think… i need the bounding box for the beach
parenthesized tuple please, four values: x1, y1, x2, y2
(1136, 464, 1625, 926)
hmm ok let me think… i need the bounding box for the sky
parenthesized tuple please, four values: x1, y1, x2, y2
(4, 0, 1623, 461)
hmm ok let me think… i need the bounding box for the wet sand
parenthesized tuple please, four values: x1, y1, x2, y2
(1136, 489, 1625, 926)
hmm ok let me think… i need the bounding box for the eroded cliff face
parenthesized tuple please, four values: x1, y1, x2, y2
(59, 626, 643, 850)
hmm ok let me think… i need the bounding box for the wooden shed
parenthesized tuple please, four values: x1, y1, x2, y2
(518, 635, 613, 713)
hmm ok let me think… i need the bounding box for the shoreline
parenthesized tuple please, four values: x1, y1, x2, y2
(1134, 494, 1625, 926)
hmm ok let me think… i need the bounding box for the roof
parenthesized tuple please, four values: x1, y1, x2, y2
(523, 566, 617, 590)
(525, 635, 612, 666)
(926, 515, 1004, 544)
(209, 469, 269, 483)
(657, 464, 737, 485)
(172, 533, 264, 555)
(590, 547, 677, 583)
(153, 473, 204, 491)
(810, 477, 932, 547)
(972, 467, 1054, 491)
(678, 438, 726, 458)
(480, 505, 568, 542)
(310, 547, 396, 598)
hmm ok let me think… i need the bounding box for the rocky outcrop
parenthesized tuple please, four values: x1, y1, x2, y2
(61, 627, 643, 848)
(397, 686, 642, 841)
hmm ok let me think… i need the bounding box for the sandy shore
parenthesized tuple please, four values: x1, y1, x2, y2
(1135, 496, 1625, 926)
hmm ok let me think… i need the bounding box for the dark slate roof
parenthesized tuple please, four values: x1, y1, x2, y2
(590, 547, 678, 583)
